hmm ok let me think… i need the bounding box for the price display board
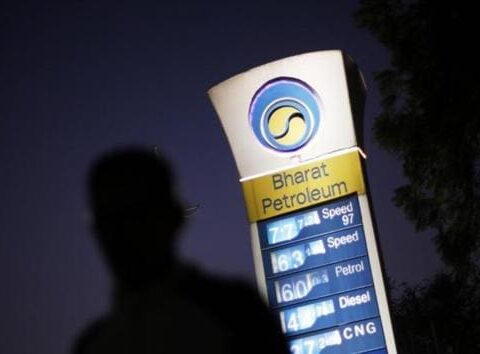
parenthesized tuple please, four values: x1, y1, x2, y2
(258, 195, 387, 353)
(208, 50, 397, 353)
(238, 149, 395, 353)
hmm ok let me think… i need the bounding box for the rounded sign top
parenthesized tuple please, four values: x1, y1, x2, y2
(249, 78, 321, 152)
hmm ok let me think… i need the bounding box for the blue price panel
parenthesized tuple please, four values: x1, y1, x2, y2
(263, 226, 367, 277)
(258, 195, 362, 249)
(288, 317, 386, 354)
(279, 286, 379, 336)
(268, 256, 373, 308)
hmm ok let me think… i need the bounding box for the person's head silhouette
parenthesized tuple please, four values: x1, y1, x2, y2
(88, 147, 184, 290)
(77, 147, 289, 354)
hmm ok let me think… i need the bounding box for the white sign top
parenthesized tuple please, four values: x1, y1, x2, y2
(208, 50, 364, 179)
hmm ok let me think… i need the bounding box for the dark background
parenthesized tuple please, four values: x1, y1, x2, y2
(0, 1, 442, 353)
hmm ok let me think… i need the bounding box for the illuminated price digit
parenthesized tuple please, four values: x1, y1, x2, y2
(290, 343, 301, 354)
(318, 336, 327, 351)
(277, 254, 290, 272)
(285, 222, 296, 239)
(295, 279, 309, 298)
(305, 211, 320, 226)
(303, 339, 315, 354)
(281, 283, 295, 302)
(296, 218, 304, 230)
(291, 250, 305, 269)
(269, 226, 279, 243)
(287, 312, 299, 332)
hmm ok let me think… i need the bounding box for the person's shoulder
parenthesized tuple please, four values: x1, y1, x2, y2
(173, 264, 289, 354)
(72, 317, 110, 354)
(181, 269, 288, 354)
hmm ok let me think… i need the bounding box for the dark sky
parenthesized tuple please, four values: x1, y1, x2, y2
(0, 1, 442, 353)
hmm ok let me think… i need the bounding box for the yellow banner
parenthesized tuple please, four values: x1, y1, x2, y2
(241, 151, 365, 222)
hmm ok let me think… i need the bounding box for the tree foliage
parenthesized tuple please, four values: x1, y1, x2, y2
(390, 270, 480, 353)
(354, 1, 480, 271)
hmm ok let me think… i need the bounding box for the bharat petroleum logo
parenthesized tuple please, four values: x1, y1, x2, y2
(249, 78, 321, 152)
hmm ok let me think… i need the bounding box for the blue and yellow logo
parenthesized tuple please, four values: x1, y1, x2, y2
(249, 78, 321, 152)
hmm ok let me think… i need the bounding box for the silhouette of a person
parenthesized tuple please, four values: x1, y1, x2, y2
(73, 147, 289, 354)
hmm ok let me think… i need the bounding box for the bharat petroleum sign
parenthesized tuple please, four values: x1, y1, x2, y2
(209, 51, 398, 354)
(249, 78, 321, 152)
